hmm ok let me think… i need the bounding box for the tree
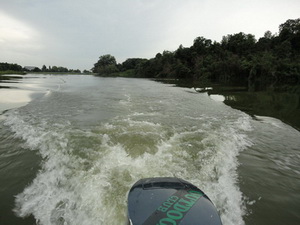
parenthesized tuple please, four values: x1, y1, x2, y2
(279, 19, 300, 53)
(42, 65, 47, 72)
(222, 32, 256, 56)
(92, 18, 300, 88)
(279, 18, 300, 35)
(0, 62, 22, 71)
(121, 58, 146, 71)
(175, 45, 193, 66)
(83, 70, 91, 74)
(71, 69, 81, 73)
(192, 36, 212, 54)
(92, 54, 119, 75)
(264, 30, 273, 39)
(33, 67, 41, 72)
(51, 66, 58, 72)
(174, 61, 191, 79)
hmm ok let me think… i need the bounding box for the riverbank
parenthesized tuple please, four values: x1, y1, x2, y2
(0, 71, 26, 75)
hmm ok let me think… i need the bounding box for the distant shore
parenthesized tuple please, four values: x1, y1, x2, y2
(0, 71, 26, 75)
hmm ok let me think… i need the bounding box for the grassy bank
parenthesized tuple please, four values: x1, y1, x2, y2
(0, 71, 26, 75)
(94, 69, 136, 78)
(27, 72, 95, 75)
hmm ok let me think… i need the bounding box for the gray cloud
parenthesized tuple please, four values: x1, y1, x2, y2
(0, 0, 299, 70)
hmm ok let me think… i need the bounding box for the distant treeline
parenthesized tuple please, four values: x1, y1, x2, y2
(0, 62, 23, 72)
(93, 18, 300, 90)
(39, 65, 83, 73)
(0, 63, 89, 74)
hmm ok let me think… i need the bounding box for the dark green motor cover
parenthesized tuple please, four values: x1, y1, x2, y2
(127, 177, 223, 225)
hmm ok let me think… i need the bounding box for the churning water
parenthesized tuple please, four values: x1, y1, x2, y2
(0, 75, 299, 225)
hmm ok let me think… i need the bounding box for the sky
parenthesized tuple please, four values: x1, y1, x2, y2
(0, 0, 299, 71)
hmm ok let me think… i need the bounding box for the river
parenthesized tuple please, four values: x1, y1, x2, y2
(0, 74, 299, 225)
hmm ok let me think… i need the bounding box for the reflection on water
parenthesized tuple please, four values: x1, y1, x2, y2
(183, 80, 300, 131)
(219, 90, 300, 131)
(0, 74, 65, 113)
(0, 89, 34, 112)
(0, 90, 33, 103)
(0, 75, 32, 112)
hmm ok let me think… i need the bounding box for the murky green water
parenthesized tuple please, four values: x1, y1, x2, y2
(0, 74, 300, 225)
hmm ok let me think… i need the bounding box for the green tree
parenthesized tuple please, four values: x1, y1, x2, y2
(0, 62, 22, 71)
(93, 54, 119, 75)
(222, 32, 256, 56)
(42, 65, 47, 72)
(121, 58, 146, 71)
(33, 67, 41, 72)
(191, 36, 212, 54)
(279, 19, 300, 36)
(93, 18, 300, 89)
(51, 66, 58, 72)
(174, 61, 191, 79)
(279, 18, 300, 53)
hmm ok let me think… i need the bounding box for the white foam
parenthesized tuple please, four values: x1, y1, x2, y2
(5, 108, 252, 225)
(154, 116, 252, 225)
(119, 94, 132, 105)
(210, 94, 226, 102)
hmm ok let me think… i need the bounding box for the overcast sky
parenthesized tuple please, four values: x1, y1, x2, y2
(0, 0, 299, 70)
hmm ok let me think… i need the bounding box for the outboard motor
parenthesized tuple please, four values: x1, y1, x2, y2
(127, 177, 222, 225)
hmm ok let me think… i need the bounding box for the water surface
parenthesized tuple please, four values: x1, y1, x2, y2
(0, 74, 299, 225)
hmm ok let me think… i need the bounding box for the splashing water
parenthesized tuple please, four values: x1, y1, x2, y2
(2, 76, 253, 225)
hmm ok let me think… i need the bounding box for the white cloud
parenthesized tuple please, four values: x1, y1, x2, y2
(0, 12, 40, 45)
(0, 11, 43, 66)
